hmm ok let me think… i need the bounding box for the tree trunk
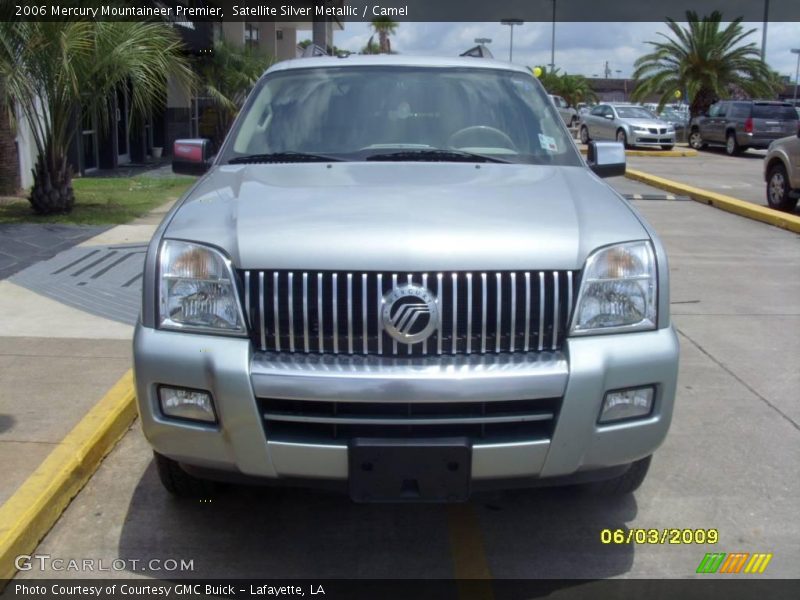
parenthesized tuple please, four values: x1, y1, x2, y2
(690, 87, 716, 118)
(29, 151, 75, 214)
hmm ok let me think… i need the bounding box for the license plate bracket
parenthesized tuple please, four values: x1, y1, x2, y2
(349, 438, 471, 503)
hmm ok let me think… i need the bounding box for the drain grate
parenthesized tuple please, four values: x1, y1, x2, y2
(10, 243, 147, 325)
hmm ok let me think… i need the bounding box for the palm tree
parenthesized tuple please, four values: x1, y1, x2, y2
(0, 21, 194, 214)
(198, 41, 272, 147)
(532, 67, 597, 107)
(370, 18, 398, 54)
(631, 11, 776, 116)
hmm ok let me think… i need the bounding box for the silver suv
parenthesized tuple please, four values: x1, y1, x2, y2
(135, 56, 679, 502)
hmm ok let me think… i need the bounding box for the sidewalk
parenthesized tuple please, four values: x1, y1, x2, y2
(0, 198, 174, 506)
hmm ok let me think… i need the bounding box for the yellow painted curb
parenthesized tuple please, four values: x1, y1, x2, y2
(626, 169, 800, 234)
(0, 370, 136, 581)
(579, 147, 698, 157)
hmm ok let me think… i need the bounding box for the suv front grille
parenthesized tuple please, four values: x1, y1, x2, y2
(239, 270, 577, 357)
(258, 397, 559, 444)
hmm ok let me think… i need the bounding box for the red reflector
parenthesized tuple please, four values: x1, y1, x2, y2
(744, 117, 753, 133)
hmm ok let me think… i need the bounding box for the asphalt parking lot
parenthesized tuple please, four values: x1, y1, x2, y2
(14, 166, 800, 581)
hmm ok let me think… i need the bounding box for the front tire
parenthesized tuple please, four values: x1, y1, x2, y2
(579, 125, 590, 144)
(725, 132, 741, 156)
(154, 452, 217, 498)
(688, 128, 704, 150)
(583, 456, 652, 495)
(616, 129, 629, 149)
(766, 163, 799, 212)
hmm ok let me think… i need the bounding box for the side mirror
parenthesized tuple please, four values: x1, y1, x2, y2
(172, 139, 213, 176)
(587, 141, 626, 178)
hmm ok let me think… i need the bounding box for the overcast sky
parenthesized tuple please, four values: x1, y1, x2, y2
(300, 22, 800, 80)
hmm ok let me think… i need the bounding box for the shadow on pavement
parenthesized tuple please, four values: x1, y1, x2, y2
(0, 414, 14, 434)
(117, 460, 636, 580)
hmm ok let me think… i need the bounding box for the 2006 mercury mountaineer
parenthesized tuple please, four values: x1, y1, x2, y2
(134, 56, 679, 502)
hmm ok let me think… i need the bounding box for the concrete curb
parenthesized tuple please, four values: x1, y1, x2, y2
(625, 169, 800, 234)
(579, 147, 698, 158)
(0, 370, 136, 581)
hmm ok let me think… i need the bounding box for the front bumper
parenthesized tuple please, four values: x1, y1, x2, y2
(631, 133, 676, 147)
(133, 324, 679, 483)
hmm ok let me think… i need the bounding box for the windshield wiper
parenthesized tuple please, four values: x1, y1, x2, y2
(228, 151, 344, 164)
(365, 149, 511, 164)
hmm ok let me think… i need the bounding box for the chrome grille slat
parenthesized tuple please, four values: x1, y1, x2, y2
(421, 273, 429, 354)
(332, 273, 339, 353)
(302, 272, 309, 353)
(245, 269, 577, 357)
(317, 273, 324, 352)
(346, 273, 353, 355)
(524, 272, 531, 352)
(509, 273, 517, 352)
(495, 272, 502, 353)
(361, 273, 368, 355)
(258, 272, 265, 351)
(466, 273, 473, 354)
(272, 272, 281, 352)
(377, 273, 383, 355)
(451, 272, 458, 355)
(538, 272, 545, 352)
(480, 272, 488, 353)
(244, 271, 251, 328)
(288, 272, 295, 352)
(552, 271, 560, 351)
(436, 272, 443, 356)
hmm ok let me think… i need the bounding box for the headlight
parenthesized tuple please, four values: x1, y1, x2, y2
(633, 128, 648, 134)
(159, 240, 246, 334)
(570, 241, 657, 335)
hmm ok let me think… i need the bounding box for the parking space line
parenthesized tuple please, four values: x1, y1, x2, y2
(0, 370, 136, 582)
(447, 504, 493, 598)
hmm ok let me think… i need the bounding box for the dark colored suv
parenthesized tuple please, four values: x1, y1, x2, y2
(688, 101, 798, 156)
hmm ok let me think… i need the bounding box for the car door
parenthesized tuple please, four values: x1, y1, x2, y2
(600, 105, 617, 139)
(705, 102, 727, 143)
(588, 105, 609, 139)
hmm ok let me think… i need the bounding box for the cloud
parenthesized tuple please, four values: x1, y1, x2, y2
(316, 21, 799, 80)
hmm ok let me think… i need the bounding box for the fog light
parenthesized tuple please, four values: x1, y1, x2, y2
(158, 386, 217, 423)
(599, 387, 654, 423)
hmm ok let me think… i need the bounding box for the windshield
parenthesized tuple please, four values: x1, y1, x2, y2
(222, 66, 582, 166)
(615, 106, 656, 119)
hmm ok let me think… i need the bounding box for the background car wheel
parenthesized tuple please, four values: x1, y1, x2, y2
(688, 129, 704, 150)
(583, 455, 652, 495)
(766, 163, 799, 212)
(661, 145, 674, 151)
(725, 132, 741, 156)
(616, 129, 628, 148)
(154, 451, 217, 498)
(579, 126, 590, 144)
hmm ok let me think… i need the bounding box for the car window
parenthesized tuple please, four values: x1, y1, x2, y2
(224, 66, 582, 166)
(615, 106, 655, 119)
(752, 104, 797, 120)
(708, 103, 721, 117)
(590, 105, 606, 116)
(727, 103, 749, 119)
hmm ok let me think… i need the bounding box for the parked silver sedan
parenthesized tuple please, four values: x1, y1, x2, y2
(580, 103, 675, 150)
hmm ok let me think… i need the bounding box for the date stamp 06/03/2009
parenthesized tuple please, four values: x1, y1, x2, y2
(600, 528, 719, 545)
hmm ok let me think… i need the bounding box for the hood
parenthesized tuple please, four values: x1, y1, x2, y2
(164, 162, 648, 271)
(625, 118, 669, 129)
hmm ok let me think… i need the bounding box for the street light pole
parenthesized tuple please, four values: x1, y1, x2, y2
(501, 19, 523, 62)
(792, 49, 800, 105)
(761, 0, 769, 61)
